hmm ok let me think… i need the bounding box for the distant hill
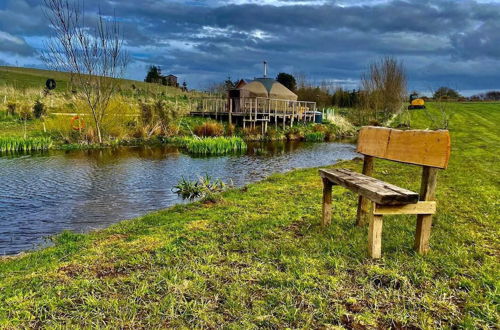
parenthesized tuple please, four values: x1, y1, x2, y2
(0, 66, 185, 95)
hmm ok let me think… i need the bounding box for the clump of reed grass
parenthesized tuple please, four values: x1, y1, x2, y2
(173, 174, 229, 200)
(174, 136, 247, 155)
(0, 137, 53, 153)
(304, 131, 326, 142)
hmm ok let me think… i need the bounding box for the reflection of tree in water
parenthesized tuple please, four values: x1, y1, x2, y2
(246, 141, 304, 156)
(62, 146, 182, 165)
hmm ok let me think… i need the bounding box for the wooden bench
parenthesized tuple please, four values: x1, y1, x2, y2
(319, 126, 451, 258)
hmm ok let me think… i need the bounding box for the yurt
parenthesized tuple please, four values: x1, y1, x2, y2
(229, 77, 297, 101)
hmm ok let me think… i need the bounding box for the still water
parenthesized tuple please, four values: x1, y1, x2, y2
(0, 141, 357, 255)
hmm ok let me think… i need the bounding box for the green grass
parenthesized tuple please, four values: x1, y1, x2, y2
(0, 103, 499, 327)
(173, 136, 247, 155)
(0, 136, 52, 152)
(0, 66, 183, 94)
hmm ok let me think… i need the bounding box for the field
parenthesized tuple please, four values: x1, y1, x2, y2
(0, 102, 498, 327)
(0, 66, 188, 92)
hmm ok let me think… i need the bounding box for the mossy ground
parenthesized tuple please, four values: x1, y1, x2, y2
(0, 103, 499, 328)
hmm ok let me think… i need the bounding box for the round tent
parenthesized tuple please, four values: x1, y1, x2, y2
(237, 78, 297, 100)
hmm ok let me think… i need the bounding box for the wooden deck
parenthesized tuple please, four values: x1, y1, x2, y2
(189, 97, 317, 132)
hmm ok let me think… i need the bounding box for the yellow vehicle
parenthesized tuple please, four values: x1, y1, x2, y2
(408, 93, 426, 109)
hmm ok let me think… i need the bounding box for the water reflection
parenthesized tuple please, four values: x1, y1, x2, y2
(0, 141, 357, 255)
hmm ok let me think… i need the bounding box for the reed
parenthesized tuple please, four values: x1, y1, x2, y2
(175, 136, 247, 155)
(304, 131, 326, 142)
(0, 137, 53, 153)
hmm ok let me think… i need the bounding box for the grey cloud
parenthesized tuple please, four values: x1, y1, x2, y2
(0, 32, 35, 56)
(1, 0, 500, 91)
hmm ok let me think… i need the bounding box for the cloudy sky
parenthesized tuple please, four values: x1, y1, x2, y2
(1, 0, 500, 94)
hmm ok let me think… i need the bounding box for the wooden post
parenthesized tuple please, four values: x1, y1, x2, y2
(356, 156, 374, 226)
(274, 99, 278, 129)
(229, 98, 233, 125)
(282, 106, 286, 130)
(368, 213, 383, 258)
(414, 166, 438, 254)
(321, 178, 333, 227)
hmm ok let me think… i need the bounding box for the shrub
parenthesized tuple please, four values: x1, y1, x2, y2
(242, 127, 263, 141)
(140, 102, 153, 125)
(312, 124, 329, 133)
(194, 121, 224, 137)
(6, 102, 16, 116)
(154, 99, 177, 129)
(19, 104, 33, 121)
(265, 128, 285, 141)
(225, 123, 236, 136)
(33, 99, 46, 118)
(285, 127, 304, 141)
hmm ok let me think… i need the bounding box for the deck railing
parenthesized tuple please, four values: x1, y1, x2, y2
(190, 97, 316, 117)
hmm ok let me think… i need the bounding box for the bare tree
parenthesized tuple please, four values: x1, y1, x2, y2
(42, 0, 128, 143)
(359, 56, 407, 125)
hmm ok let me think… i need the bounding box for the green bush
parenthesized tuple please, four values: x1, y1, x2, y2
(6, 102, 16, 116)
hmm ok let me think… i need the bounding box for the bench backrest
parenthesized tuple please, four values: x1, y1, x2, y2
(357, 126, 451, 169)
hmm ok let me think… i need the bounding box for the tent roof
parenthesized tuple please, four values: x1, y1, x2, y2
(237, 78, 297, 100)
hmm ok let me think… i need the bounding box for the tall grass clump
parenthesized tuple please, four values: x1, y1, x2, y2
(0, 137, 53, 153)
(173, 174, 229, 200)
(304, 131, 326, 142)
(181, 136, 247, 155)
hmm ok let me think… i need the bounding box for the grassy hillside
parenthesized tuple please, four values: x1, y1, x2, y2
(0, 66, 203, 144)
(0, 102, 498, 328)
(0, 66, 187, 95)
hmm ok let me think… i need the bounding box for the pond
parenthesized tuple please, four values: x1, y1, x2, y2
(0, 141, 357, 255)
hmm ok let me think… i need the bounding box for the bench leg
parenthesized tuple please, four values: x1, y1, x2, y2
(414, 214, 433, 254)
(368, 214, 383, 258)
(321, 178, 333, 227)
(356, 196, 372, 227)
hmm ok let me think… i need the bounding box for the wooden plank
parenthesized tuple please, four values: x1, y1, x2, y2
(319, 168, 419, 205)
(374, 201, 436, 215)
(414, 166, 438, 254)
(357, 126, 451, 169)
(368, 215, 383, 258)
(322, 178, 333, 227)
(356, 156, 374, 226)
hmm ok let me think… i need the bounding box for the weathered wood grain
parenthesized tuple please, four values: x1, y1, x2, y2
(368, 215, 383, 259)
(414, 166, 439, 254)
(321, 178, 333, 227)
(357, 126, 451, 169)
(356, 156, 374, 226)
(374, 201, 436, 215)
(319, 168, 419, 205)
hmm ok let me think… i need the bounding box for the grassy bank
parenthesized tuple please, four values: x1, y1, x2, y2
(0, 103, 499, 327)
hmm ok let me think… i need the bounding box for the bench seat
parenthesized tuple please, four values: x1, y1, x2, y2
(319, 168, 419, 206)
